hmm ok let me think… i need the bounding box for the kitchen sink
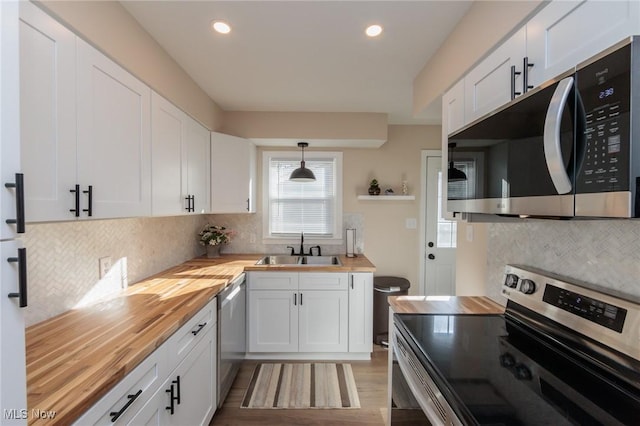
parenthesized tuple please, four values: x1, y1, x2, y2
(255, 255, 342, 266)
(299, 256, 341, 265)
(255, 255, 300, 265)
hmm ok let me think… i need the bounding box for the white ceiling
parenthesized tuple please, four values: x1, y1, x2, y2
(122, 1, 472, 125)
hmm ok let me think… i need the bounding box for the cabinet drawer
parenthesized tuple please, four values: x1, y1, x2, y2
(299, 273, 348, 291)
(248, 272, 298, 290)
(73, 349, 162, 425)
(165, 298, 216, 369)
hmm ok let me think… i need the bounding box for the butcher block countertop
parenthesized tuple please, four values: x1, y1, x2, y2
(389, 295, 504, 315)
(25, 254, 375, 425)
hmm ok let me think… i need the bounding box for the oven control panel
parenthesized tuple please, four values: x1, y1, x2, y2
(503, 265, 640, 362)
(542, 284, 626, 333)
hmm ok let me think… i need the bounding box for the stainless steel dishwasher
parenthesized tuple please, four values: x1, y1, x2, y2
(217, 272, 246, 407)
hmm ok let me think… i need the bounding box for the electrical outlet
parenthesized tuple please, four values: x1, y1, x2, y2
(99, 256, 112, 279)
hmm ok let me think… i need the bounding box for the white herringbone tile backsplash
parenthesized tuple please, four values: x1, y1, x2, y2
(487, 220, 640, 303)
(23, 215, 209, 326)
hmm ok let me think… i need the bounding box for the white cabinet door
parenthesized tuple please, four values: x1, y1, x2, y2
(298, 290, 348, 353)
(0, 240, 27, 424)
(168, 328, 216, 426)
(464, 27, 526, 123)
(151, 92, 187, 215)
(348, 273, 373, 353)
(211, 132, 256, 213)
(442, 79, 465, 136)
(185, 119, 210, 214)
(76, 39, 151, 219)
(248, 290, 298, 352)
(527, 0, 640, 87)
(19, 1, 77, 222)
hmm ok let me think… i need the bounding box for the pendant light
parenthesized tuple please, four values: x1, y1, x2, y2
(289, 142, 316, 182)
(448, 143, 467, 182)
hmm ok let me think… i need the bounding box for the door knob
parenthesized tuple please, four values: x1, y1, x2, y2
(428, 254, 435, 260)
(428, 242, 434, 248)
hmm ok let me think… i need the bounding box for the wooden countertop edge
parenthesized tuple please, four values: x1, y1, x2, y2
(25, 253, 376, 424)
(389, 296, 505, 315)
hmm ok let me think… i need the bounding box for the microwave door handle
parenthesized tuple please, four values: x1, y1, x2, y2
(543, 76, 574, 195)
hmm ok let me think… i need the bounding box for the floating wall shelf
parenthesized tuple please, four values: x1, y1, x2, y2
(357, 195, 415, 201)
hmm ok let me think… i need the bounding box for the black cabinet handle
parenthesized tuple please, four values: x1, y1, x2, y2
(300, 293, 303, 306)
(83, 185, 93, 217)
(165, 383, 175, 415)
(70, 185, 80, 217)
(109, 389, 142, 422)
(523, 57, 534, 93)
(4, 173, 25, 233)
(7, 248, 27, 308)
(185, 195, 191, 212)
(246, 198, 250, 212)
(351, 275, 354, 290)
(190, 195, 195, 212)
(511, 65, 522, 100)
(174, 376, 181, 405)
(191, 322, 207, 336)
(294, 293, 297, 306)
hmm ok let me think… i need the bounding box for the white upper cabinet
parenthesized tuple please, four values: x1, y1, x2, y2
(185, 117, 210, 214)
(151, 92, 210, 215)
(442, 79, 465, 137)
(20, 2, 153, 221)
(464, 27, 526, 123)
(211, 132, 256, 213)
(526, 0, 640, 86)
(19, 1, 77, 222)
(76, 38, 151, 219)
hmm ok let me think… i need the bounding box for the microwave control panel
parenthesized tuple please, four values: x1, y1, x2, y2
(576, 43, 631, 194)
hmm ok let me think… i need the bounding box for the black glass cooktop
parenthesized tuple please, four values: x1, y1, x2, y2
(395, 313, 640, 426)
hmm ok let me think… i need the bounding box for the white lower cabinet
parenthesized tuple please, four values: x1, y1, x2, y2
(248, 272, 370, 356)
(129, 328, 216, 426)
(348, 273, 373, 353)
(74, 298, 217, 425)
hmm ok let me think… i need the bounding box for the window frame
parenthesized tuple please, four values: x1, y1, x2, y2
(261, 150, 343, 245)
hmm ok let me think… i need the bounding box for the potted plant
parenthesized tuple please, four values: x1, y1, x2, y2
(368, 179, 381, 195)
(198, 224, 234, 258)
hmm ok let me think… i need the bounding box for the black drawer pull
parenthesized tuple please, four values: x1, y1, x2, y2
(70, 184, 80, 217)
(83, 185, 93, 217)
(109, 389, 142, 422)
(523, 56, 535, 93)
(166, 383, 175, 415)
(511, 65, 522, 100)
(4, 173, 25, 233)
(174, 376, 181, 405)
(191, 322, 207, 336)
(7, 248, 27, 308)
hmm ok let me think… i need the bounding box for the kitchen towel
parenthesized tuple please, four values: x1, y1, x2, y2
(241, 363, 360, 409)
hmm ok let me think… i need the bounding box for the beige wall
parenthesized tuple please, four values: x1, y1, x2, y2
(37, 0, 223, 130)
(413, 0, 544, 114)
(222, 111, 388, 142)
(343, 125, 441, 294)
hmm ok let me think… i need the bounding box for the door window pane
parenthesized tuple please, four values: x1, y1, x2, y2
(437, 171, 457, 248)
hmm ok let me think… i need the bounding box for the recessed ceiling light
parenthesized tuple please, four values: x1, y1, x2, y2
(365, 24, 383, 38)
(212, 20, 231, 34)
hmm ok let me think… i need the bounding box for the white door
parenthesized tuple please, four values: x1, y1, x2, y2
(298, 290, 348, 353)
(19, 2, 77, 222)
(423, 155, 456, 296)
(185, 118, 210, 214)
(76, 38, 151, 219)
(248, 290, 298, 352)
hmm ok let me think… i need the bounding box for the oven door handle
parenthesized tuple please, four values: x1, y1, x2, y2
(543, 76, 574, 195)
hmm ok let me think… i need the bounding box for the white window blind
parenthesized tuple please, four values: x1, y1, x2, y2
(268, 156, 338, 237)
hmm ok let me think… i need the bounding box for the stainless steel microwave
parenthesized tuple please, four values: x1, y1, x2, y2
(448, 37, 640, 218)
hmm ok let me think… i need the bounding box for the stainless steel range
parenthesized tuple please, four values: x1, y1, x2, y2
(390, 265, 640, 425)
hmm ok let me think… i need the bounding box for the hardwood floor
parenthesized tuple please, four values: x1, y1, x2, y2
(210, 346, 389, 425)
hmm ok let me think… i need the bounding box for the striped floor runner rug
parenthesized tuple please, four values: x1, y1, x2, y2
(241, 363, 361, 409)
